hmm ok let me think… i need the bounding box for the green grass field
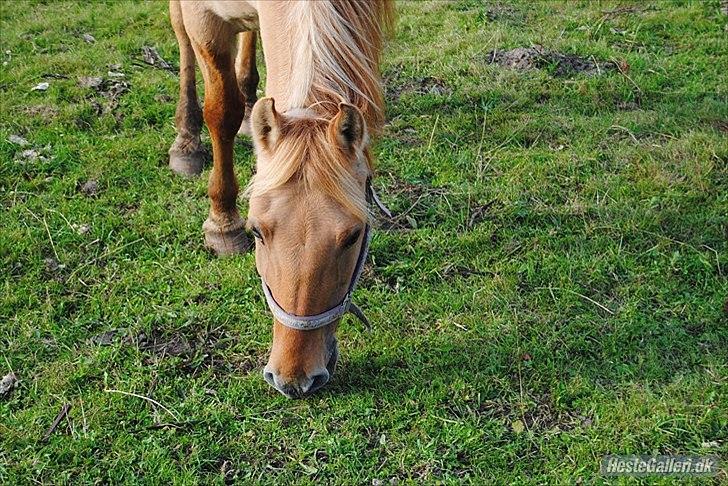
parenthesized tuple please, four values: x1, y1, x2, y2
(1, 0, 726, 483)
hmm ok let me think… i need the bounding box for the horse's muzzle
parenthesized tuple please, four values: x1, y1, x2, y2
(263, 367, 330, 398)
(263, 340, 338, 398)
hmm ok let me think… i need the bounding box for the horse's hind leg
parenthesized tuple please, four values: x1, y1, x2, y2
(236, 31, 259, 136)
(168, 0, 206, 177)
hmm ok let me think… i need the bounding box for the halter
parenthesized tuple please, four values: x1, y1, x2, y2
(260, 181, 390, 331)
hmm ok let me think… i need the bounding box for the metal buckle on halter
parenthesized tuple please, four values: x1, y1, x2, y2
(260, 180, 391, 331)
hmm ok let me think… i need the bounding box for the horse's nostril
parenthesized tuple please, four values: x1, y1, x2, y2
(308, 369, 330, 394)
(263, 370, 276, 388)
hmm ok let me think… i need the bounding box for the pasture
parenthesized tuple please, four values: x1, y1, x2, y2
(1, 0, 726, 483)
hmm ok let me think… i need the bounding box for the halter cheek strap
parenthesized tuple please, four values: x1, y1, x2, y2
(260, 182, 389, 331)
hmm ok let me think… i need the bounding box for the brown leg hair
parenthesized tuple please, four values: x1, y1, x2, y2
(168, 0, 206, 177)
(186, 12, 250, 255)
(236, 31, 259, 136)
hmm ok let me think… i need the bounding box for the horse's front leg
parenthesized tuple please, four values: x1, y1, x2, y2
(191, 23, 250, 255)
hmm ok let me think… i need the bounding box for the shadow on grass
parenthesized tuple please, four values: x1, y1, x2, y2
(321, 311, 723, 409)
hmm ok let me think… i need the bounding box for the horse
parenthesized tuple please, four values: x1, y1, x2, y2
(167, 0, 394, 398)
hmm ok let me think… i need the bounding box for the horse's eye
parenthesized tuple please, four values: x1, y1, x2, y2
(342, 229, 362, 249)
(250, 226, 264, 243)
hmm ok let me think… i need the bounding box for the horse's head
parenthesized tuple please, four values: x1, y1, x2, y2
(247, 98, 371, 398)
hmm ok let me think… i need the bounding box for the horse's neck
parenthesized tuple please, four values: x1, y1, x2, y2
(256, 3, 297, 112)
(255, 1, 384, 126)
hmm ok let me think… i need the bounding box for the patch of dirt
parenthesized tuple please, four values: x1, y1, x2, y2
(88, 327, 190, 355)
(101, 79, 130, 102)
(89, 328, 125, 346)
(484, 3, 519, 21)
(139, 45, 176, 73)
(127, 331, 193, 358)
(116, 201, 139, 216)
(385, 75, 451, 102)
(79, 179, 100, 197)
(22, 104, 59, 119)
(78, 75, 130, 120)
(486, 45, 617, 77)
(456, 394, 588, 434)
(519, 394, 583, 433)
(117, 327, 264, 375)
(617, 100, 641, 111)
(0, 372, 19, 398)
(78, 76, 103, 89)
(375, 177, 449, 230)
(454, 0, 524, 23)
(15, 147, 52, 164)
(44, 257, 64, 272)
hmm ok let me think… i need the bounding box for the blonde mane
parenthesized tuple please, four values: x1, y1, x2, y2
(285, 0, 393, 129)
(246, 0, 394, 221)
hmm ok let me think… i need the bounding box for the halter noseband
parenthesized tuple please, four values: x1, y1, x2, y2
(260, 182, 390, 331)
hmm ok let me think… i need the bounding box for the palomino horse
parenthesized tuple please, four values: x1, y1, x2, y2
(168, 1, 394, 397)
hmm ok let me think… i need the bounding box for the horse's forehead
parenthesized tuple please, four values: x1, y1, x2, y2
(254, 187, 355, 227)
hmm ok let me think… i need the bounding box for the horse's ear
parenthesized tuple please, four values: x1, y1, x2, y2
(330, 103, 367, 151)
(251, 97, 280, 151)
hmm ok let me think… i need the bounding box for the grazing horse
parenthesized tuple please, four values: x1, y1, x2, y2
(168, 1, 394, 397)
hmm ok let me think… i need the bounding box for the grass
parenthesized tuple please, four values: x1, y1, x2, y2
(1, 0, 726, 483)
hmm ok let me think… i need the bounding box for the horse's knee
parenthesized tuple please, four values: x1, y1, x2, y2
(204, 91, 244, 142)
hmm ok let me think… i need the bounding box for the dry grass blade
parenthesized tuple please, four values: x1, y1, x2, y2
(104, 389, 181, 422)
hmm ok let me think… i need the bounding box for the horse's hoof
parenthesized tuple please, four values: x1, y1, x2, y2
(203, 216, 250, 256)
(169, 149, 206, 177)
